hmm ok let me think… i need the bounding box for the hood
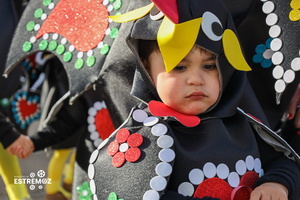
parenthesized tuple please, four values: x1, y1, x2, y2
(123, 0, 251, 118)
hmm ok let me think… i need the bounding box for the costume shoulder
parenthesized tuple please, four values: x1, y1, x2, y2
(88, 106, 175, 200)
(237, 107, 300, 167)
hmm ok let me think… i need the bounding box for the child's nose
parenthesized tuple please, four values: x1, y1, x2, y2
(187, 69, 204, 86)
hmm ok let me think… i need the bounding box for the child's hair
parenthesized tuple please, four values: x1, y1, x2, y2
(138, 40, 159, 71)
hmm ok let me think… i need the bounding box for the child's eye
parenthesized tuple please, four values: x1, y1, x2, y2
(203, 65, 217, 70)
(173, 65, 187, 71)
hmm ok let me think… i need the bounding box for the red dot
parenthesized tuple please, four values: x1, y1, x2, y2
(107, 141, 119, 156)
(125, 147, 141, 162)
(112, 152, 125, 168)
(127, 133, 143, 147)
(116, 128, 130, 143)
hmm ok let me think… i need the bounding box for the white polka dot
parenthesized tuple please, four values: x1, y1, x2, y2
(269, 25, 281, 38)
(259, 169, 264, 177)
(77, 52, 84, 58)
(119, 143, 129, 152)
(88, 124, 96, 132)
(89, 179, 96, 194)
(52, 33, 59, 40)
(34, 24, 41, 31)
(228, 172, 240, 188)
(236, 160, 247, 175)
(87, 115, 95, 123)
(189, 168, 204, 185)
(42, 34, 49, 40)
(151, 123, 168, 136)
(143, 190, 160, 200)
(94, 101, 104, 110)
(87, 50, 94, 56)
(150, 176, 167, 191)
(143, 117, 159, 126)
(272, 51, 284, 65)
(291, 57, 300, 71)
(158, 149, 175, 162)
(157, 135, 174, 148)
(254, 158, 262, 173)
(88, 164, 95, 179)
(283, 70, 295, 83)
(216, 163, 229, 179)
(48, 3, 55, 9)
(203, 162, 217, 178)
(89, 149, 99, 164)
(132, 109, 148, 123)
(98, 42, 104, 48)
(107, 5, 113, 12)
(266, 13, 278, 26)
(275, 79, 286, 93)
(41, 13, 47, 20)
(105, 28, 111, 36)
(90, 131, 99, 140)
(88, 108, 97, 117)
(245, 156, 255, 170)
(102, 0, 109, 6)
(270, 38, 282, 51)
(30, 37, 37, 43)
(94, 139, 102, 147)
(69, 45, 75, 52)
(155, 162, 173, 177)
(178, 182, 194, 197)
(262, 49, 273, 59)
(262, 1, 275, 14)
(61, 38, 67, 45)
(272, 65, 284, 79)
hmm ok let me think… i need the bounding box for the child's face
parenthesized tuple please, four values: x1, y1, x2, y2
(148, 45, 220, 115)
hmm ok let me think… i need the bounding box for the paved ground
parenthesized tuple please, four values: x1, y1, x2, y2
(0, 150, 52, 200)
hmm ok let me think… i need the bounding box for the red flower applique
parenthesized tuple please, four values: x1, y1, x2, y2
(107, 128, 143, 168)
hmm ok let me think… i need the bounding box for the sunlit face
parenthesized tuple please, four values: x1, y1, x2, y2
(147, 45, 220, 115)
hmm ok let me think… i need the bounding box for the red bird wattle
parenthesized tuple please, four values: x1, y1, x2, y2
(148, 100, 200, 127)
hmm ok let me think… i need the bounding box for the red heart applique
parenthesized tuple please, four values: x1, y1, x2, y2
(193, 178, 232, 200)
(148, 100, 200, 127)
(193, 171, 258, 200)
(19, 99, 39, 120)
(36, 0, 108, 52)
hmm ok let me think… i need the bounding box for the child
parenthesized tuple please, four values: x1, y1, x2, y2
(88, 0, 300, 199)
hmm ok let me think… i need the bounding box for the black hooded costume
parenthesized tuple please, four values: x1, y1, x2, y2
(88, 0, 300, 200)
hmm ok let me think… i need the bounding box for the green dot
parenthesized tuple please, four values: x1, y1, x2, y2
(56, 44, 66, 55)
(75, 58, 84, 69)
(87, 56, 96, 67)
(110, 28, 119, 39)
(23, 41, 32, 52)
(26, 21, 35, 31)
(100, 44, 110, 55)
(0, 98, 10, 107)
(34, 8, 44, 19)
(108, 192, 118, 200)
(43, 0, 52, 6)
(63, 52, 73, 62)
(113, 0, 122, 10)
(48, 40, 58, 51)
(39, 40, 48, 50)
(109, 0, 115, 2)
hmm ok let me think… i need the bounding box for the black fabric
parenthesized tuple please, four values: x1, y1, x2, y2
(0, 111, 21, 148)
(91, 0, 300, 199)
(29, 97, 86, 151)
